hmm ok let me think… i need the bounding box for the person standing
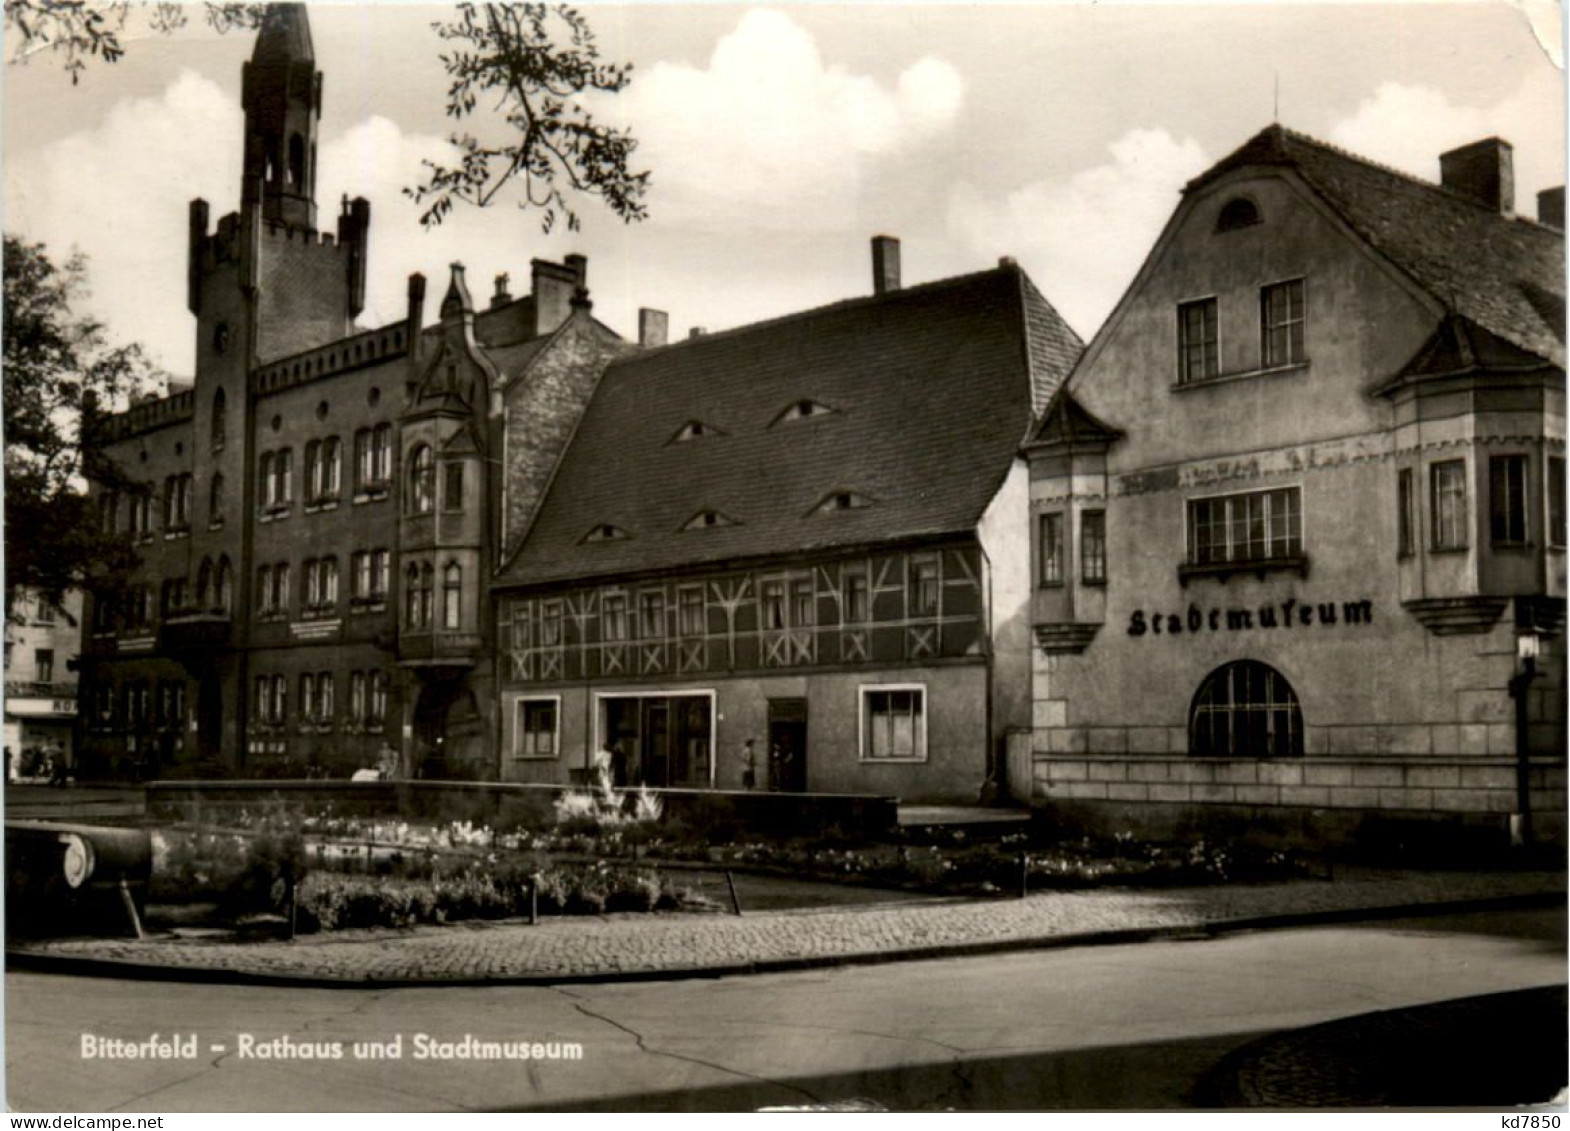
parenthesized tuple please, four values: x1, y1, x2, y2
(739, 739, 758, 790)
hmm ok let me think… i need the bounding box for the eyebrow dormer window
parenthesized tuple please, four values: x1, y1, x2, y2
(812, 491, 873, 515)
(670, 420, 722, 444)
(583, 524, 630, 543)
(682, 509, 739, 531)
(1217, 197, 1262, 232)
(773, 399, 836, 425)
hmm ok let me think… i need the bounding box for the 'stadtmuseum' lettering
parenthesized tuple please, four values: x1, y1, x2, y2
(1128, 599, 1373, 638)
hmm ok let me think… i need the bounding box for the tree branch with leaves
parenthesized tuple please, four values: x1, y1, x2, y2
(406, 2, 648, 233)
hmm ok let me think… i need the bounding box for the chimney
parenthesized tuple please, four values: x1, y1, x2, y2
(406, 272, 426, 358)
(1439, 138, 1514, 215)
(491, 272, 512, 309)
(564, 253, 587, 289)
(530, 258, 577, 336)
(1537, 186, 1564, 230)
(689, 327, 707, 340)
(639, 308, 669, 348)
(871, 235, 900, 295)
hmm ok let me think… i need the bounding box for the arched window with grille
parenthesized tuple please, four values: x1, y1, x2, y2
(1189, 660, 1303, 758)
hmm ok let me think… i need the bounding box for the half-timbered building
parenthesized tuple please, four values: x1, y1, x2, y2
(494, 243, 1082, 801)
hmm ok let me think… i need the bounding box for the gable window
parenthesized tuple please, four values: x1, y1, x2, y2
(861, 685, 926, 762)
(1216, 197, 1262, 231)
(1398, 468, 1415, 559)
(1549, 456, 1566, 549)
(583, 524, 630, 543)
(1261, 279, 1305, 368)
(670, 420, 721, 443)
(1081, 510, 1106, 584)
(441, 462, 464, 512)
(1430, 460, 1468, 550)
(1190, 660, 1302, 758)
(1490, 454, 1529, 546)
(682, 509, 738, 531)
(407, 445, 435, 514)
(813, 491, 872, 515)
(1188, 487, 1302, 566)
(909, 557, 940, 617)
(1039, 512, 1065, 586)
(1178, 298, 1218, 384)
(515, 697, 559, 759)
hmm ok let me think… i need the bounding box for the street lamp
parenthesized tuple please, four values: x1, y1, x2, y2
(1508, 630, 1542, 849)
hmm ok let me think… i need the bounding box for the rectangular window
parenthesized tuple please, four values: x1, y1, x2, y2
(35, 597, 54, 624)
(909, 557, 940, 616)
(1039, 512, 1065, 586)
(1081, 510, 1106, 584)
(35, 649, 54, 683)
(1188, 487, 1302, 565)
(761, 580, 786, 631)
(1431, 460, 1468, 550)
(1549, 456, 1566, 549)
(862, 685, 926, 762)
(790, 578, 815, 627)
(1260, 279, 1306, 367)
(515, 698, 559, 758)
(349, 671, 367, 724)
(442, 462, 464, 511)
(352, 551, 370, 599)
(540, 599, 562, 646)
(371, 549, 388, 598)
(638, 591, 665, 639)
(317, 672, 334, 724)
(601, 593, 627, 642)
(843, 569, 869, 624)
(1398, 468, 1415, 558)
(678, 586, 705, 636)
(1177, 297, 1218, 384)
(299, 673, 316, 722)
(322, 437, 341, 498)
(369, 672, 388, 728)
(1490, 454, 1529, 546)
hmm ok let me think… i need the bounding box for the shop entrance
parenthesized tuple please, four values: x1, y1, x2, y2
(601, 693, 712, 788)
(767, 698, 808, 792)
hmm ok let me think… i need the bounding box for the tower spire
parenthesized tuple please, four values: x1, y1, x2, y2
(241, 2, 322, 231)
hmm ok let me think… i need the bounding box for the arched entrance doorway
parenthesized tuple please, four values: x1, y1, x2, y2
(412, 677, 486, 780)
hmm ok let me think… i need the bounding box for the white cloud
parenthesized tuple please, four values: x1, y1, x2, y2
(947, 128, 1210, 339)
(620, 8, 964, 232)
(1328, 71, 1565, 205)
(5, 71, 244, 372)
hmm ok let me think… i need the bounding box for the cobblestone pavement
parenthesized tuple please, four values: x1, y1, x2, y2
(10, 869, 1563, 986)
(1209, 984, 1568, 1108)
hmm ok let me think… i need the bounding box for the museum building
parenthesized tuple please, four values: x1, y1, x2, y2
(1023, 126, 1567, 848)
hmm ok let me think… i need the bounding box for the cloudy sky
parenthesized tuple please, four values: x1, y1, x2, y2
(4, 1, 1564, 377)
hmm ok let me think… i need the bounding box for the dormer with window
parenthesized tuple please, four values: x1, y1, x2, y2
(811, 490, 874, 515)
(669, 419, 723, 444)
(771, 399, 836, 425)
(681, 508, 739, 532)
(582, 523, 630, 543)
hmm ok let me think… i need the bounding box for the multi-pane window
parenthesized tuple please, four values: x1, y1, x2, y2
(35, 648, 54, 683)
(538, 596, 562, 646)
(349, 671, 366, 725)
(1397, 468, 1415, 558)
(300, 672, 333, 725)
(260, 449, 292, 511)
(909, 557, 940, 616)
(303, 557, 339, 613)
(1489, 454, 1529, 546)
(1178, 297, 1219, 384)
(1430, 460, 1468, 550)
(639, 591, 665, 638)
(1260, 279, 1305, 367)
(255, 674, 289, 725)
(408, 445, 435, 514)
(601, 593, 627, 642)
(442, 462, 464, 512)
(1189, 660, 1302, 758)
(347, 670, 388, 729)
(516, 698, 558, 758)
(443, 564, 464, 630)
(351, 549, 390, 602)
(35, 597, 54, 624)
(678, 587, 705, 636)
(305, 437, 342, 504)
(1188, 487, 1302, 565)
(1080, 510, 1106, 584)
(355, 424, 392, 490)
(405, 564, 434, 628)
(760, 581, 786, 630)
(164, 474, 192, 531)
(790, 578, 815, 628)
(1039, 512, 1065, 586)
(1549, 457, 1566, 549)
(369, 671, 388, 729)
(863, 686, 926, 761)
(843, 570, 869, 624)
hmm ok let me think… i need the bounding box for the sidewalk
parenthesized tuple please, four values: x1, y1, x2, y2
(8, 868, 1563, 988)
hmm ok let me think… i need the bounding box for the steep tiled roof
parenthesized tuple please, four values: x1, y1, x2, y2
(496, 265, 1080, 588)
(1187, 125, 1564, 368)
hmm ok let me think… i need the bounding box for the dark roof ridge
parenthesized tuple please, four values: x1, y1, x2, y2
(1191, 124, 1558, 228)
(610, 263, 1017, 366)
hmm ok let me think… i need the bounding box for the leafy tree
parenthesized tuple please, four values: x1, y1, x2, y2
(4, 236, 161, 616)
(4, 0, 648, 233)
(406, 3, 648, 233)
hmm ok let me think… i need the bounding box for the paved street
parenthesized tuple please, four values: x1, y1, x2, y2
(7, 906, 1564, 1111)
